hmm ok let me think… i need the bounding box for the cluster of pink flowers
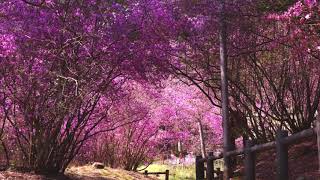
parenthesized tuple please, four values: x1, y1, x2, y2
(0, 34, 16, 57)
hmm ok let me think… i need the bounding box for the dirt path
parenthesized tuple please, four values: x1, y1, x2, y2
(0, 165, 156, 180)
(66, 165, 157, 180)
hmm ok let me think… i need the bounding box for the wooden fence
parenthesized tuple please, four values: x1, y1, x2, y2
(144, 170, 169, 180)
(195, 122, 320, 180)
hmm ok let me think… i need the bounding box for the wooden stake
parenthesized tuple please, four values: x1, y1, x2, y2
(316, 119, 320, 172)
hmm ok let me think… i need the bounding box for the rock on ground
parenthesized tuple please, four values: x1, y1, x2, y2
(92, 162, 105, 169)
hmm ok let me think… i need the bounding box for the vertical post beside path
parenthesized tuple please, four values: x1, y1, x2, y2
(276, 130, 288, 180)
(244, 140, 255, 180)
(165, 170, 169, 180)
(196, 155, 205, 180)
(316, 120, 320, 172)
(207, 152, 214, 180)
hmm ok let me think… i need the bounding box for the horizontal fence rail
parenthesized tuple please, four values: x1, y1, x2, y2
(144, 170, 169, 180)
(196, 124, 320, 180)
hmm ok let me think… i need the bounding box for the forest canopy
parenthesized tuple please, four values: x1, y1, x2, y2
(0, 0, 319, 175)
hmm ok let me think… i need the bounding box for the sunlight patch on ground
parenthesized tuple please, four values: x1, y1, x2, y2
(66, 165, 157, 180)
(142, 164, 195, 180)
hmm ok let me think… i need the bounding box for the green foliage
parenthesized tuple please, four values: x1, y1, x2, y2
(144, 164, 195, 180)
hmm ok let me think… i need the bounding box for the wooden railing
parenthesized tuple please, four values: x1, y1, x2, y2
(144, 170, 169, 180)
(196, 123, 320, 180)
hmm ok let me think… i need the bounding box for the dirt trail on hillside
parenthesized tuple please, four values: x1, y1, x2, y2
(66, 165, 157, 180)
(0, 165, 156, 180)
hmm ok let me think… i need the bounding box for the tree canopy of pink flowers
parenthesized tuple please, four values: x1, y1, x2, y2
(0, 0, 319, 175)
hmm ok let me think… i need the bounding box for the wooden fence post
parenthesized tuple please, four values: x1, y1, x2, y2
(165, 170, 169, 180)
(207, 152, 214, 180)
(276, 130, 288, 180)
(216, 168, 223, 180)
(316, 120, 320, 172)
(196, 155, 205, 180)
(244, 140, 255, 180)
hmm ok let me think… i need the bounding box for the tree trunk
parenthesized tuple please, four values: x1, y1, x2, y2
(197, 120, 206, 158)
(177, 141, 182, 153)
(1, 141, 9, 168)
(219, 0, 231, 179)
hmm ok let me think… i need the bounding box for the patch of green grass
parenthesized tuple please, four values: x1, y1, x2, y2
(67, 165, 155, 180)
(143, 164, 195, 180)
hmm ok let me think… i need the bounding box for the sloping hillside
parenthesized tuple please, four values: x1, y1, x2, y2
(255, 137, 319, 180)
(0, 165, 156, 180)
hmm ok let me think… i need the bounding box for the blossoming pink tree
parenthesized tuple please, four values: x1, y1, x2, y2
(77, 79, 223, 170)
(0, 0, 175, 174)
(0, 0, 319, 176)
